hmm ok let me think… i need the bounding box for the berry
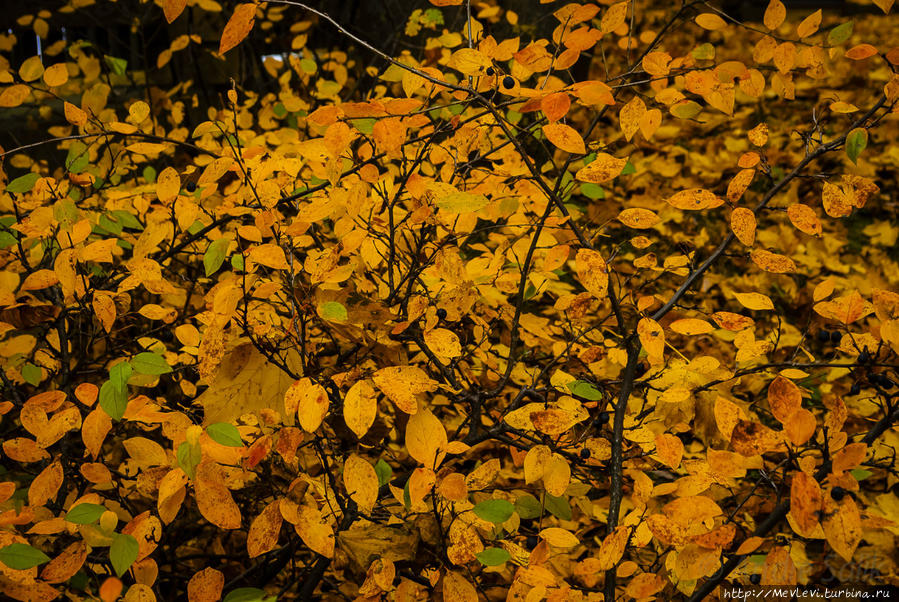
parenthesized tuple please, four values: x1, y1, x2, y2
(817, 330, 831, 343)
(749, 574, 761, 585)
(486, 67, 495, 76)
(185, 181, 197, 192)
(579, 447, 591, 459)
(830, 331, 843, 345)
(526, 535, 538, 549)
(634, 362, 648, 378)
(436, 308, 447, 320)
(831, 486, 846, 501)
(502, 75, 515, 89)
(596, 412, 610, 425)
(859, 347, 871, 363)
(849, 382, 861, 396)
(883, 377, 896, 390)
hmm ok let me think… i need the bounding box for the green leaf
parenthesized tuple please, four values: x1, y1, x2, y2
(851, 468, 872, 481)
(0, 543, 51, 569)
(299, 59, 317, 74)
(567, 380, 603, 401)
(204, 238, 230, 277)
(223, 588, 277, 602)
(6, 172, 40, 193)
(66, 142, 90, 174)
(65, 503, 106, 524)
(109, 533, 139, 577)
(110, 361, 132, 389)
(545, 494, 572, 521)
(143, 166, 157, 183)
(473, 499, 515, 524)
(620, 161, 636, 176)
(104, 55, 128, 75)
(581, 183, 605, 200)
(514, 494, 542, 520)
(476, 547, 511, 566)
(111, 210, 142, 230)
(845, 128, 867, 164)
(21, 363, 42, 386)
(318, 301, 348, 322)
(207, 422, 244, 447)
(131, 352, 172, 375)
(98, 214, 123, 235)
(99, 380, 128, 420)
(374, 459, 392, 487)
(828, 21, 853, 45)
(692, 42, 715, 60)
(177, 441, 201, 479)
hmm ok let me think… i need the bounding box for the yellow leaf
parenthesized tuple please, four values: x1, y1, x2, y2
(575, 249, 608, 299)
(443, 571, 478, 602)
(195, 463, 241, 529)
(750, 249, 796, 273)
(733, 292, 775, 311)
(195, 343, 302, 425)
(19, 55, 44, 82)
(642, 51, 671, 76)
(405, 407, 447, 468)
(64, 101, 88, 127)
(343, 380, 377, 438)
(539, 527, 580, 548)
(448, 48, 491, 75)
(248, 243, 289, 270)
(543, 123, 586, 154)
(372, 365, 439, 414)
(796, 9, 821, 37)
(601, 2, 629, 34)
(424, 328, 462, 359)
(748, 122, 769, 146)
(219, 3, 256, 55)
(542, 453, 570, 496)
(43, 63, 69, 87)
(293, 379, 329, 432)
(823, 498, 862, 561)
(668, 318, 713, 335)
(637, 317, 665, 362)
(575, 153, 628, 183)
(524, 445, 551, 484)
(295, 504, 335, 558)
(597, 526, 629, 569)
(343, 455, 379, 512)
(156, 167, 180, 204)
(764, 0, 786, 30)
(619, 96, 645, 141)
(695, 13, 727, 31)
(617, 208, 659, 229)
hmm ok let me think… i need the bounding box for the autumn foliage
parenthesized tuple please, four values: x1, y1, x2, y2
(1, 0, 899, 600)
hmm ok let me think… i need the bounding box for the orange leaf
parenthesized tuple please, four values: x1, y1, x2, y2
(823, 498, 862, 561)
(730, 207, 756, 246)
(751, 249, 796, 273)
(187, 567, 224, 602)
(29, 460, 63, 507)
(295, 504, 335, 558)
(796, 9, 821, 38)
(540, 92, 570, 122)
(543, 122, 586, 154)
(617, 208, 659, 229)
(443, 571, 478, 602)
(219, 3, 257, 55)
(575, 153, 628, 183)
(601, 2, 629, 34)
(695, 13, 727, 31)
(597, 526, 629, 569)
(787, 204, 822, 236)
(620, 96, 646, 141)
(247, 501, 283, 558)
(654, 433, 684, 469)
(790, 472, 823, 534)
(666, 188, 724, 210)
(163, 0, 188, 23)
(768, 376, 802, 423)
(845, 44, 877, 60)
